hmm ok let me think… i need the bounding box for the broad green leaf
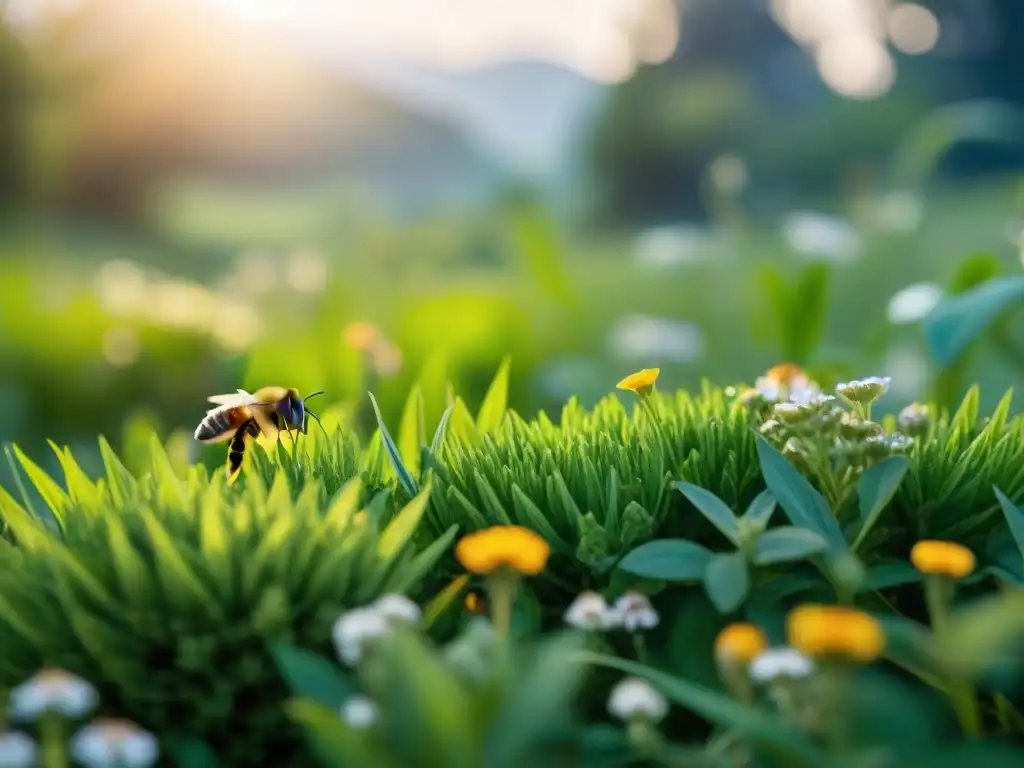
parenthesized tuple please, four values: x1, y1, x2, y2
(270, 643, 355, 707)
(994, 487, 1024, 566)
(753, 526, 829, 565)
(861, 560, 923, 591)
(742, 489, 777, 529)
(398, 384, 425, 476)
(704, 552, 750, 613)
(285, 697, 396, 768)
(477, 356, 511, 434)
(924, 275, 1024, 367)
(483, 632, 586, 768)
(378, 483, 432, 562)
(852, 456, 910, 551)
(673, 481, 741, 546)
(580, 653, 825, 765)
(755, 436, 846, 552)
(368, 392, 418, 497)
(617, 539, 712, 582)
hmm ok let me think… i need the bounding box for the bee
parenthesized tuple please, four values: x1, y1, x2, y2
(193, 386, 325, 485)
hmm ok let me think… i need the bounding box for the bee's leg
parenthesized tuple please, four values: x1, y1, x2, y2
(225, 421, 254, 485)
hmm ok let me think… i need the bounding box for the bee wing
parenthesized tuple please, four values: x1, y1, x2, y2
(207, 389, 256, 406)
(249, 405, 280, 442)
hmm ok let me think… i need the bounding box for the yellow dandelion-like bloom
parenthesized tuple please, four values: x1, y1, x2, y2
(455, 525, 551, 576)
(714, 622, 769, 664)
(616, 368, 660, 396)
(910, 540, 976, 579)
(786, 604, 886, 663)
(342, 321, 381, 352)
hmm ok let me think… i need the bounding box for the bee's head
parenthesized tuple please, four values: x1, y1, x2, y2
(282, 389, 306, 432)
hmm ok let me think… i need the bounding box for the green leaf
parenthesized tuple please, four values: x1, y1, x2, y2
(285, 697, 397, 768)
(397, 385, 425, 476)
(476, 356, 511, 434)
(270, 643, 355, 708)
(673, 481, 741, 546)
(617, 539, 712, 582)
(994, 486, 1024, 566)
(423, 574, 470, 628)
(368, 391, 418, 497)
(483, 632, 586, 768)
(932, 590, 1024, 679)
(384, 524, 460, 596)
(11, 444, 69, 529)
(861, 560, 922, 591)
(852, 456, 910, 551)
(168, 738, 220, 768)
(790, 262, 832, 363)
(753, 526, 829, 565)
(704, 552, 750, 613)
(579, 653, 825, 766)
(741, 489, 777, 529)
(755, 436, 846, 552)
(430, 404, 455, 456)
(378, 483, 432, 563)
(924, 275, 1024, 367)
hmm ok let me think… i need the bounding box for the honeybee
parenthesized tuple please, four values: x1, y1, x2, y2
(193, 386, 325, 485)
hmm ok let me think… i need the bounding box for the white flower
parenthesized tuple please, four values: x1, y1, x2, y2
(0, 731, 36, 768)
(885, 433, 914, 451)
(610, 591, 659, 632)
(607, 677, 669, 723)
(748, 648, 815, 683)
(564, 591, 616, 631)
(7, 669, 98, 721)
(69, 719, 159, 768)
(372, 594, 421, 626)
(897, 403, 930, 434)
(836, 376, 891, 405)
(787, 385, 822, 405)
(340, 695, 378, 730)
(773, 402, 809, 423)
(332, 608, 392, 666)
(758, 418, 782, 435)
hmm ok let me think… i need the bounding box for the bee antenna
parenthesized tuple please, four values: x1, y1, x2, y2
(306, 409, 329, 439)
(303, 390, 325, 403)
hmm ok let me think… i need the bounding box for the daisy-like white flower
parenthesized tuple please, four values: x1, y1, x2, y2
(332, 607, 392, 666)
(607, 677, 669, 723)
(0, 730, 36, 768)
(7, 669, 98, 721)
(787, 384, 822, 406)
(748, 648, 815, 683)
(836, 376, 891, 405)
(69, 719, 159, 768)
(564, 591, 616, 631)
(340, 695, 379, 730)
(372, 594, 422, 626)
(610, 591, 659, 632)
(897, 403, 930, 436)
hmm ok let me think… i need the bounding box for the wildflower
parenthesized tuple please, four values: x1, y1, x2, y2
(836, 376, 891, 406)
(616, 368, 660, 398)
(607, 677, 669, 723)
(340, 696, 379, 730)
(754, 363, 819, 404)
(758, 418, 782, 435)
(748, 648, 815, 683)
(0, 731, 36, 768)
(773, 402, 811, 424)
(782, 438, 804, 458)
(786, 605, 886, 663)
(564, 591, 616, 631)
(610, 591, 659, 632)
(342, 321, 381, 352)
(69, 719, 158, 768)
(897, 402, 929, 433)
(885, 433, 914, 452)
(455, 525, 550, 576)
(7, 669, 98, 721)
(372, 594, 421, 626)
(910, 540, 975, 579)
(332, 607, 392, 666)
(714, 623, 769, 665)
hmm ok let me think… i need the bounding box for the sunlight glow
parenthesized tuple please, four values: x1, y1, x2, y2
(887, 3, 940, 55)
(815, 32, 895, 100)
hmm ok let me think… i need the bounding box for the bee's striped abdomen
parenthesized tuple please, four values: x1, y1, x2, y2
(195, 405, 249, 442)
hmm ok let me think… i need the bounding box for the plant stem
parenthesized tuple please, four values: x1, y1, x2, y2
(631, 632, 648, 665)
(924, 574, 982, 738)
(487, 566, 519, 638)
(39, 711, 68, 768)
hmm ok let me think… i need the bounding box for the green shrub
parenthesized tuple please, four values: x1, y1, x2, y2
(0, 436, 454, 766)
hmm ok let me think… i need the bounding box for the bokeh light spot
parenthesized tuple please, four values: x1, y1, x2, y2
(888, 3, 940, 55)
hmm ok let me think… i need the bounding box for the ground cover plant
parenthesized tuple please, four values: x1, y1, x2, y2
(2, 364, 1024, 767)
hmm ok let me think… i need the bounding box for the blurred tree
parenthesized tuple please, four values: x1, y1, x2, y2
(0, 26, 26, 220)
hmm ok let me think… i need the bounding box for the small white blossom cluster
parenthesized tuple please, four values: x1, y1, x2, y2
(332, 593, 422, 666)
(563, 591, 659, 633)
(745, 370, 821, 407)
(747, 648, 815, 683)
(607, 677, 669, 723)
(3, 669, 159, 768)
(340, 695, 379, 730)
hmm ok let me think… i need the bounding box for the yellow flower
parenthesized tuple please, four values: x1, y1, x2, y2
(786, 604, 886, 663)
(714, 622, 769, 664)
(455, 525, 551, 575)
(910, 540, 976, 579)
(464, 590, 487, 615)
(764, 362, 807, 386)
(616, 368, 660, 397)
(343, 321, 381, 352)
